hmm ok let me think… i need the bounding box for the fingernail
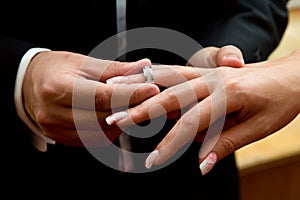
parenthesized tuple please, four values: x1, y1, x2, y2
(145, 150, 159, 169)
(199, 152, 218, 175)
(105, 111, 128, 125)
(126, 58, 151, 68)
(135, 58, 151, 66)
(224, 54, 244, 64)
(106, 76, 128, 84)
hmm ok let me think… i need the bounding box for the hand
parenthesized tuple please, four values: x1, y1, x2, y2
(105, 49, 300, 174)
(23, 51, 160, 147)
(105, 45, 244, 121)
(106, 45, 244, 87)
(105, 45, 244, 124)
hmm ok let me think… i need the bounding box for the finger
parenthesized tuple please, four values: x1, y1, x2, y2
(36, 105, 114, 131)
(187, 47, 219, 68)
(217, 45, 244, 68)
(106, 65, 214, 87)
(72, 78, 160, 110)
(97, 83, 160, 110)
(44, 125, 122, 147)
(144, 85, 242, 169)
(106, 77, 210, 126)
(70, 107, 111, 130)
(187, 45, 244, 68)
(40, 106, 123, 146)
(193, 112, 241, 143)
(144, 96, 215, 169)
(198, 116, 264, 175)
(81, 57, 151, 82)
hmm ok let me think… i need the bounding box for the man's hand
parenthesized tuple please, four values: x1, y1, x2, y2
(23, 51, 159, 147)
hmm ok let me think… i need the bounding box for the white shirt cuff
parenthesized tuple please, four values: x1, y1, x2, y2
(14, 47, 56, 152)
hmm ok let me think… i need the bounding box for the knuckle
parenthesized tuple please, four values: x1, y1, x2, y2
(131, 104, 148, 123)
(95, 90, 110, 110)
(224, 76, 242, 92)
(217, 69, 243, 92)
(224, 77, 248, 103)
(39, 80, 70, 102)
(40, 82, 59, 98)
(219, 136, 236, 157)
(215, 67, 248, 102)
(180, 114, 197, 128)
(164, 89, 179, 103)
(130, 89, 139, 103)
(34, 109, 51, 127)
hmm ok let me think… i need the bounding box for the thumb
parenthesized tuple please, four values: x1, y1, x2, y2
(217, 45, 245, 68)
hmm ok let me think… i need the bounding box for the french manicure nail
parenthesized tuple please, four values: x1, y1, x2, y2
(105, 111, 128, 125)
(145, 150, 159, 169)
(106, 76, 128, 84)
(199, 152, 218, 175)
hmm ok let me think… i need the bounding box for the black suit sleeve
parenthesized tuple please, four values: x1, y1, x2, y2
(0, 35, 35, 136)
(198, 0, 289, 63)
(1, 35, 35, 74)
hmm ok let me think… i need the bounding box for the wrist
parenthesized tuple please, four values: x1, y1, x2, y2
(14, 47, 55, 152)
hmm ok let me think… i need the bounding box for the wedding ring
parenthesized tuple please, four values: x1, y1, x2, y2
(143, 65, 154, 84)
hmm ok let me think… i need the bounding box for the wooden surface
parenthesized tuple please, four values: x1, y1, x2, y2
(239, 155, 300, 200)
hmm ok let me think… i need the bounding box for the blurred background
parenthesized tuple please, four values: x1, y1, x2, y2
(235, 1, 300, 199)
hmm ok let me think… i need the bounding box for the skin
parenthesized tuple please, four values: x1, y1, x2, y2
(23, 51, 159, 147)
(106, 49, 300, 174)
(23, 45, 243, 148)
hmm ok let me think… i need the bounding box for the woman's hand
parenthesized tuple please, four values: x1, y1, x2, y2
(105, 49, 300, 175)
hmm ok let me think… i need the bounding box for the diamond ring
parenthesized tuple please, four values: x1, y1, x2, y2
(142, 65, 154, 84)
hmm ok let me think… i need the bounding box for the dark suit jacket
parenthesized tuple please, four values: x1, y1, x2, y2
(1, 0, 288, 199)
